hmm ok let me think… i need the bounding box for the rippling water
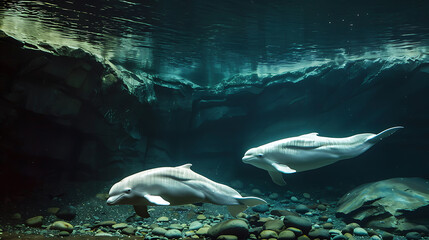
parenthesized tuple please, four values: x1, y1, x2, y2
(1, 0, 428, 86)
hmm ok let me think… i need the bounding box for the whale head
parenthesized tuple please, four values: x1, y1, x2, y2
(107, 180, 141, 206)
(242, 147, 266, 167)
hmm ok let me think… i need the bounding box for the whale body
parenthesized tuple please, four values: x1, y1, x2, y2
(242, 126, 403, 186)
(107, 164, 266, 217)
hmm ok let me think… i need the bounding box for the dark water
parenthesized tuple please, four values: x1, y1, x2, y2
(1, 0, 429, 86)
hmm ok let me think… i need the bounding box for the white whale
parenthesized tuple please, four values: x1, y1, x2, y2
(242, 126, 403, 186)
(107, 164, 266, 217)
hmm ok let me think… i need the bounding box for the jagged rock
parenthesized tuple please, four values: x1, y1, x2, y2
(337, 178, 429, 233)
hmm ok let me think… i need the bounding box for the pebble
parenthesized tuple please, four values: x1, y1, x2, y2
(312, 224, 321, 229)
(283, 215, 312, 233)
(406, 232, 421, 240)
(252, 204, 269, 213)
(271, 210, 299, 217)
(291, 196, 299, 202)
(322, 223, 333, 229)
(319, 216, 329, 221)
(333, 235, 348, 240)
(122, 226, 137, 235)
(197, 214, 207, 220)
(297, 235, 311, 240)
(308, 229, 330, 239)
(295, 204, 309, 214)
(25, 216, 43, 227)
(112, 223, 128, 229)
(196, 226, 211, 236)
(95, 232, 113, 237)
(189, 221, 203, 230)
(169, 224, 184, 230)
(218, 235, 238, 240)
(317, 204, 327, 211)
(252, 189, 262, 195)
(185, 231, 196, 237)
(11, 213, 21, 220)
(329, 229, 342, 236)
(56, 206, 77, 221)
(303, 193, 311, 199)
(165, 229, 182, 238)
(208, 219, 249, 239)
(263, 219, 284, 232)
(286, 227, 303, 236)
(379, 231, 394, 240)
(157, 216, 169, 222)
(279, 230, 295, 240)
(353, 227, 368, 236)
(47, 207, 60, 214)
(49, 221, 74, 232)
(152, 227, 168, 235)
(370, 235, 382, 240)
(344, 232, 354, 240)
(269, 193, 279, 199)
(260, 230, 278, 239)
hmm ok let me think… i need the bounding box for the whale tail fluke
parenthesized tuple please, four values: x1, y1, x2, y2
(366, 126, 404, 144)
(227, 196, 267, 217)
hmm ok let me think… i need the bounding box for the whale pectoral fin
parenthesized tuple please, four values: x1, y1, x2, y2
(144, 194, 170, 205)
(133, 205, 150, 218)
(268, 171, 287, 186)
(366, 126, 404, 144)
(227, 205, 247, 217)
(272, 163, 297, 174)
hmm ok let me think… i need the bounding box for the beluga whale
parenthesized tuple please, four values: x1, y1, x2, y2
(107, 164, 266, 218)
(242, 126, 403, 186)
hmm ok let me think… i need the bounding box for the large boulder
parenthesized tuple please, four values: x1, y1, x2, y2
(336, 178, 429, 233)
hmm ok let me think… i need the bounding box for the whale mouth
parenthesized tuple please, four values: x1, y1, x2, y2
(106, 194, 124, 205)
(242, 155, 255, 163)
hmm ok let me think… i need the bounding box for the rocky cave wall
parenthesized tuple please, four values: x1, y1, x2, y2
(1, 31, 429, 200)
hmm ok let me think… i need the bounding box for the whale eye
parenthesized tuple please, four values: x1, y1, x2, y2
(257, 154, 263, 158)
(124, 188, 132, 194)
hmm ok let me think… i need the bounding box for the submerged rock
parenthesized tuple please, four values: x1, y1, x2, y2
(208, 219, 249, 239)
(336, 177, 429, 233)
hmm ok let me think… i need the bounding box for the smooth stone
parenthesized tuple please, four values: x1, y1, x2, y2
(218, 235, 238, 240)
(318, 216, 329, 222)
(59, 231, 70, 237)
(112, 223, 128, 229)
(406, 232, 421, 240)
(333, 235, 348, 240)
(95, 232, 113, 237)
(283, 215, 312, 233)
(344, 233, 354, 240)
(250, 226, 263, 235)
(11, 213, 22, 220)
(196, 226, 211, 236)
(297, 235, 311, 240)
(295, 204, 309, 214)
(208, 219, 249, 239)
(271, 210, 299, 217)
(291, 197, 299, 203)
(95, 220, 116, 227)
(370, 235, 382, 240)
(152, 227, 168, 236)
(185, 231, 196, 237)
(317, 205, 327, 211)
(379, 231, 394, 240)
(252, 189, 262, 195)
(322, 223, 333, 229)
(264, 219, 285, 232)
(279, 230, 295, 240)
(312, 224, 321, 229)
(197, 214, 207, 220)
(25, 216, 43, 227)
(56, 206, 77, 221)
(49, 221, 74, 232)
(189, 221, 203, 230)
(165, 229, 182, 238)
(286, 227, 303, 236)
(253, 204, 269, 213)
(303, 193, 311, 199)
(308, 229, 330, 239)
(122, 226, 137, 235)
(47, 207, 60, 214)
(353, 227, 368, 236)
(157, 216, 169, 222)
(260, 230, 278, 239)
(169, 224, 184, 230)
(329, 229, 342, 236)
(269, 193, 279, 199)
